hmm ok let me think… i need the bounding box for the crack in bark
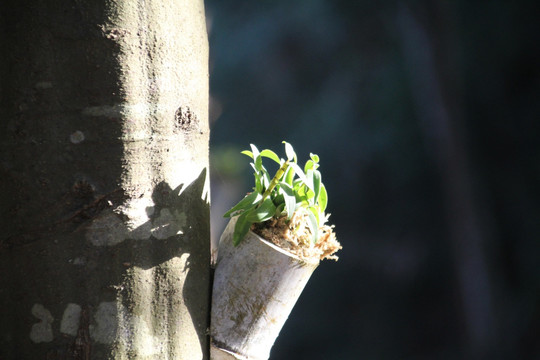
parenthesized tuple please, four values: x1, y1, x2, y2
(68, 307, 91, 360)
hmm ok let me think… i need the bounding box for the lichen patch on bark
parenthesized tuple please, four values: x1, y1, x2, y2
(29, 304, 54, 343)
(90, 301, 118, 344)
(60, 303, 82, 336)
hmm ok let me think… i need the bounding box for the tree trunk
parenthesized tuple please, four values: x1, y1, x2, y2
(0, 0, 210, 359)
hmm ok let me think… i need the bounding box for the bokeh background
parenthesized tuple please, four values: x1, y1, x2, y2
(205, 1, 539, 359)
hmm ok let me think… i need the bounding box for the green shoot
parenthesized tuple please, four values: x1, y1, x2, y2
(224, 142, 330, 246)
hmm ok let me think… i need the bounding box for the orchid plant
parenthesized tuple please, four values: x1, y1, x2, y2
(223, 141, 329, 246)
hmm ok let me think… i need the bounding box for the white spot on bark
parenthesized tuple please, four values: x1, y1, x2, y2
(90, 301, 117, 344)
(86, 211, 128, 246)
(70, 130, 85, 144)
(60, 303, 81, 336)
(29, 304, 54, 343)
(71, 257, 86, 265)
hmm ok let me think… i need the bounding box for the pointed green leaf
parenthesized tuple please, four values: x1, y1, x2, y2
(283, 141, 296, 162)
(261, 166, 271, 190)
(294, 179, 312, 204)
(241, 150, 253, 158)
(233, 212, 253, 246)
(288, 162, 307, 184)
(223, 192, 262, 218)
(247, 197, 277, 222)
(304, 159, 314, 173)
(279, 181, 296, 219)
(310, 153, 319, 163)
(254, 172, 263, 193)
(249, 163, 263, 194)
(313, 169, 321, 203)
(250, 144, 263, 171)
(255, 155, 263, 172)
(249, 144, 260, 158)
(305, 169, 315, 193)
(318, 183, 328, 212)
(260, 149, 281, 164)
(273, 192, 285, 207)
(284, 166, 295, 186)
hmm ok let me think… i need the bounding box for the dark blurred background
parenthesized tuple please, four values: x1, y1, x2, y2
(205, 1, 539, 359)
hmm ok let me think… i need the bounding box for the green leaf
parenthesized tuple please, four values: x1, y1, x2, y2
(305, 169, 315, 194)
(312, 169, 321, 204)
(318, 183, 328, 212)
(273, 192, 285, 207)
(249, 144, 260, 158)
(255, 155, 263, 172)
(248, 162, 263, 194)
(253, 170, 263, 194)
(223, 192, 262, 218)
(279, 181, 296, 219)
(246, 197, 277, 222)
(231, 142, 331, 246)
(293, 179, 313, 205)
(233, 212, 253, 246)
(241, 150, 253, 158)
(260, 149, 281, 164)
(250, 144, 262, 171)
(283, 141, 296, 162)
(261, 166, 271, 190)
(304, 159, 314, 173)
(283, 166, 295, 186)
(307, 189, 316, 201)
(275, 203, 285, 216)
(288, 162, 307, 185)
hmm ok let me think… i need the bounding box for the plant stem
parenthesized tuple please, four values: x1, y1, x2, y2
(259, 160, 289, 205)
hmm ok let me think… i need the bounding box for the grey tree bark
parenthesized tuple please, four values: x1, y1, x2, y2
(0, 0, 210, 359)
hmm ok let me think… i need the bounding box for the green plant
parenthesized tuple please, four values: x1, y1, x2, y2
(224, 141, 329, 246)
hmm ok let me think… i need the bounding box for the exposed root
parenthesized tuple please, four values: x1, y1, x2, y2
(251, 208, 342, 261)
